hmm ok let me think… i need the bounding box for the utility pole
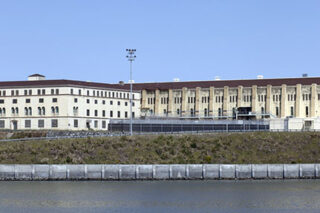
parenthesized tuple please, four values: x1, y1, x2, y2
(126, 49, 136, 136)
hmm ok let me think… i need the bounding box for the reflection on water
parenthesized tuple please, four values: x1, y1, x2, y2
(0, 180, 320, 213)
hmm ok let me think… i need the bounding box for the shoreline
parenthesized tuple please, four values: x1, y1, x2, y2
(0, 164, 319, 181)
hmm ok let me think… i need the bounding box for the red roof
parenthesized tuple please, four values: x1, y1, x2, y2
(121, 77, 320, 90)
(0, 79, 132, 91)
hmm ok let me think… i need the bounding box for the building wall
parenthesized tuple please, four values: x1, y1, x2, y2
(141, 84, 320, 119)
(0, 86, 140, 130)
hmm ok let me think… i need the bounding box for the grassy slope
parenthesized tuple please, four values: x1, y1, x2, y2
(0, 132, 319, 164)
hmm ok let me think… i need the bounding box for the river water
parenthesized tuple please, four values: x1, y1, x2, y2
(0, 180, 320, 213)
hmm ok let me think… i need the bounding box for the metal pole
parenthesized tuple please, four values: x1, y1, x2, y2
(126, 49, 136, 136)
(130, 60, 133, 136)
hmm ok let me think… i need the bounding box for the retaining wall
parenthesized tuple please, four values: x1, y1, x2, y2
(0, 164, 319, 180)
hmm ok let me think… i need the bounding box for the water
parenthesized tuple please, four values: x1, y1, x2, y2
(0, 180, 320, 213)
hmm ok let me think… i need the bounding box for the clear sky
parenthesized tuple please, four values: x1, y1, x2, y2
(0, 0, 319, 83)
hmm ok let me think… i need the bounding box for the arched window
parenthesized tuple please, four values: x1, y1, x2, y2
(25, 107, 28, 116)
(11, 107, 15, 114)
(42, 107, 45, 115)
(2, 108, 5, 115)
(177, 108, 180, 115)
(0, 108, 2, 115)
(38, 107, 42, 115)
(29, 107, 32, 116)
(218, 108, 222, 116)
(55, 107, 59, 114)
(51, 107, 55, 114)
(15, 107, 18, 115)
(204, 108, 208, 117)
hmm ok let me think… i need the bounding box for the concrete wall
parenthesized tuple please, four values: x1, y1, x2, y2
(0, 164, 319, 180)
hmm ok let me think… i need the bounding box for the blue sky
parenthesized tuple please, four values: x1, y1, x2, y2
(0, 0, 319, 83)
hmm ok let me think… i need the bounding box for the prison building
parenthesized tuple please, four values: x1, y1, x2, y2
(128, 76, 320, 119)
(0, 74, 140, 130)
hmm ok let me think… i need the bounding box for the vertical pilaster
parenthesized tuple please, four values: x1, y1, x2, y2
(311, 83, 317, 117)
(281, 84, 287, 118)
(154, 89, 160, 116)
(141, 89, 147, 109)
(181, 87, 187, 117)
(266, 85, 272, 114)
(168, 89, 173, 115)
(223, 86, 229, 116)
(195, 87, 201, 116)
(252, 85, 258, 114)
(237, 86, 243, 108)
(209, 87, 214, 116)
(295, 84, 301, 117)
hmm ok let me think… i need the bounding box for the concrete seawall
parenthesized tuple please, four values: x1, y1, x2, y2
(0, 164, 319, 180)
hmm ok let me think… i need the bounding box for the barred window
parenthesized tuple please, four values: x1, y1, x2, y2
(0, 120, 4, 128)
(25, 120, 31, 128)
(51, 119, 58, 128)
(38, 120, 44, 128)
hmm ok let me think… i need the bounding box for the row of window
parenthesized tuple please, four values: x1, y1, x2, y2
(85, 109, 134, 118)
(0, 98, 57, 104)
(85, 99, 131, 106)
(0, 88, 136, 100)
(0, 107, 59, 116)
(0, 119, 58, 128)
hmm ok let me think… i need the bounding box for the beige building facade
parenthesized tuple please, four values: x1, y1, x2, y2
(132, 77, 320, 119)
(0, 74, 140, 130)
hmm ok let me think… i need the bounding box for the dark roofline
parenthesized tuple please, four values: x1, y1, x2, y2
(121, 77, 320, 90)
(0, 79, 137, 92)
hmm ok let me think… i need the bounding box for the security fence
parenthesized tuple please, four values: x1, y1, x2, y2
(108, 119, 270, 133)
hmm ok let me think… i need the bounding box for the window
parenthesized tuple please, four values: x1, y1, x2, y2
(132, 102, 135, 107)
(102, 100, 106, 105)
(87, 99, 90, 104)
(12, 99, 17, 104)
(51, 119, 58, 128)
(117, 111, 121, 118)
(38, 89, 41, 95)
(86, 109, 90, 116)
(42, 107, 45, 115)
(70, 89, 73, 95)
(25, 120, 31, 128)
(51, 89, 54, 95)
(125, 102, 128, 106)
(118, 101, 120, 106)
(24, 90, 28, 95)
(94, 120, 98, 128)
(95, 100, 98, 104)
(0, 120, 5, 128)
(110, 100, 113, 105)
(52, 98, 57, 103)
(0, 100, 4, 104)
(132, 112, 135, 118)
(102, 110, 106, 117)
(29, 90, 32, 95)
(291, 106, 294, 116)
(110, 110, 113, 117)
(39, 98, 44, 103)
(177, 109, 180, 115)
(74, 98, 78, 103)
(38, 120, 44, 128)
(102, 121, 106, 129)
(74, 119, 78, 128)
(95, 110, 98, 117)
(26, 99, 31, 103)
(306, 106, 309, 117)
(79, 90, 81, 95)
(276, 107, 279, 117)
(55, 89, 59, 95)
(55, 107, 59, 114)
(125, 111, 128, 118)
(42, 89, 45, 95)
(38, 107, 42, 115)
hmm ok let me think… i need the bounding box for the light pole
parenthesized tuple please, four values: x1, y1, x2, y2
(126, 49, 136, 136)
